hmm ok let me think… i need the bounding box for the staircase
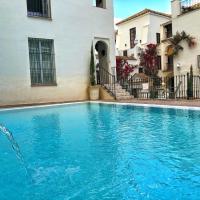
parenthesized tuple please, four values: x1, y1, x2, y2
(104, 83, 133, 100)
(99, 67, 133, 100)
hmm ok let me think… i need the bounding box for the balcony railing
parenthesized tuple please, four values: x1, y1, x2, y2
(181, 0, 200, 13)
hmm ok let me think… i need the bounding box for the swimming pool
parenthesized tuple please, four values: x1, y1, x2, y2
(0, 102, 200, 200)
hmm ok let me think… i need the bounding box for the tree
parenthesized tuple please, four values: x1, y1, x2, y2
(139, 44, 158, 76)
(90, 45, 96, 86)
(167, 31, 196, 56)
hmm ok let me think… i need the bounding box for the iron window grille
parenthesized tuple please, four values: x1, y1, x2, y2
(28, 38, 56, 86)
(27, 0, 51, 18)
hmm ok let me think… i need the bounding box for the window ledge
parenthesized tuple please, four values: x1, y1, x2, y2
(31, 83, 57, 87)
(27, 15, 52, 21)
(92, 6, 106, 9)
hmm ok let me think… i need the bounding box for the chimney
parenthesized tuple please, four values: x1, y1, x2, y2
(171, 0, 181, 18)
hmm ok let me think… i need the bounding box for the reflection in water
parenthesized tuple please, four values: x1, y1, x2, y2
(31, 113, 61, 159)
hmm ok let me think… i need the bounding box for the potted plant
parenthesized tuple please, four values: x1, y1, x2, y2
(89, 45, 100, 100)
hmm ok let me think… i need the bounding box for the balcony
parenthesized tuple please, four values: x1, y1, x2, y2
(181, 0, 200, 14)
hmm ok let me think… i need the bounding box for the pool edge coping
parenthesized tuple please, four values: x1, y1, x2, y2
(0, 100, 200, 112)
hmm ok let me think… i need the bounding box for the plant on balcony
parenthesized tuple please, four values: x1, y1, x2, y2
(116, 57, 135, 80)
(182, 2, 200, 13)
(139, 44, 158, 76)
(167, 31, 196, 56)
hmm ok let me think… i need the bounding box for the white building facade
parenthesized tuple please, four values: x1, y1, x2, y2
(159, 0, 200, 77)
(0, 0, 116, 106)
(116, 9, 171, 73)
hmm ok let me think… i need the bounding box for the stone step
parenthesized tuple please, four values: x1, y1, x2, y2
(103, 83, 134, 100)
(116, 96, 133, 100)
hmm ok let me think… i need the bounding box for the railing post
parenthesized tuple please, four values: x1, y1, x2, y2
(114, 75, 116, 99)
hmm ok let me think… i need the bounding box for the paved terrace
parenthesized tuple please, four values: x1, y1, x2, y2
(117, 99, 200, 107)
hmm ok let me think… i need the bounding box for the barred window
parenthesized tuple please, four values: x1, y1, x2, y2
(27, 0, 51, 18)
(28, 38, 56, 86)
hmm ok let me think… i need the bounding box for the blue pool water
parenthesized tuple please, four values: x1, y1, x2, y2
(0, 103, 200, 200)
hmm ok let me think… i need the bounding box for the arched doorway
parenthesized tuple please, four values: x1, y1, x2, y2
(95, 41, 109, 71)
(95, 41, 109, 84)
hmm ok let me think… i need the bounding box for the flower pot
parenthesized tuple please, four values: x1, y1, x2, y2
(89, 86, 100, 100)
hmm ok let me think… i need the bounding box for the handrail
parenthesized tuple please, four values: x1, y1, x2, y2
(99, 67, 116, 99)
(117, 74, 136, 95)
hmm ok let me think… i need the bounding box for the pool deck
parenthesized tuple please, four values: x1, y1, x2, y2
(116, 99, 200, 107)
(0, 99, 200, 110)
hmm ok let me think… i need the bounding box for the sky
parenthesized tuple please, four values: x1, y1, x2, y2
(114, 0, 171, 21)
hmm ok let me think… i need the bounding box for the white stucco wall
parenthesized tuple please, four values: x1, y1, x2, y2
(116, 14, 150, 51)
(116, 13, 170, 51)
(172, 9, 200, 76)
(0, 0, 115, 106)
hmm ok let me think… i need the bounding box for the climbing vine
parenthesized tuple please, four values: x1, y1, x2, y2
(116, 57, 135, 79)
(139, 44, 158, 76)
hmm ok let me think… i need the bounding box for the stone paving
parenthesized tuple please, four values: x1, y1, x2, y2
(117, 99, 200, 107)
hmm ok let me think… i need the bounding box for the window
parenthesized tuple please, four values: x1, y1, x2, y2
(165, 24, 172, 39)
(198, 55, 200, 68)
(156, 33, 161, 44)
(123, 50, 128, 57)
(130, 28, 136, 48)
(157, 56, 162, 70)
(93, 0, 106, 8)
(27, 0, 51, 18)
(167, 55, 174, 71)
(28, 38, 56, 86)
(139, 68, 143, 73)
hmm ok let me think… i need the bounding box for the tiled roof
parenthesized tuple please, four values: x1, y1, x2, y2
(116, 9, 171, 26)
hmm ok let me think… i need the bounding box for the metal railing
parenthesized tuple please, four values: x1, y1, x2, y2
(181, 0, 200, 13)
(99, 67, 116, 98)
(117, 74, 200, 100)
